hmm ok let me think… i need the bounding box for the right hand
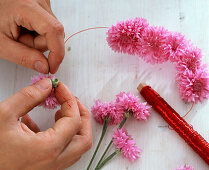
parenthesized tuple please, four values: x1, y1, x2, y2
(0, 79, 92, 170)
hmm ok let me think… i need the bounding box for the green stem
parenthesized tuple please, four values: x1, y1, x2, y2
(95, 140, 113, 168)
(87, 119, 109, 170)
(119, 115, 128, 129)
(95, 113, 129, 169)
(95, 151, 119, 170)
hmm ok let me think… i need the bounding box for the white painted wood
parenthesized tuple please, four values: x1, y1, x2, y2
(0, 0, 208, 169)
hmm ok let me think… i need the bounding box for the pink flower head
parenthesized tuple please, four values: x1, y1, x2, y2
(31, 74, 55, 84)
(139, 26, 170, 64)
(107, 17, 149, 55)
(175, 165, 194, 170)
(176, 47, 202, 76)
(177, 66, 209, 103)
(91, 100, 124, 125)
(112, 128, 130, 149)
(166, 32, 190, 63)
(112, 128, 142, 161)
(115, 92, 151, 120)
(133, 102, 151, 120)
(31, 74, 59, 109)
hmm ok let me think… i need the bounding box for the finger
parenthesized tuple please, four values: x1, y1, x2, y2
(0, 79, 52, 120)
(0, 33, 49, 73)
(56, 135, 91, 169)
(45, 0, 51, 7)
(14, 3, 65, 73)
(56, 99, 92, 167)
(21, 114, 40, 133)
(38, 82, 81, 149)
(57, 143, 82, 169)
(18, 34, 48, 52)
(76, 99, 92, 137)
(57, 145, 82, 170)
(38, 1, 64, 40)
(55, 110, 62, 122)
(39, 0, 57, 19)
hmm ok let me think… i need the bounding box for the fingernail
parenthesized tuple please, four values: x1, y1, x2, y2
(75, 96, 79, 100)
(34, 61, 49, 73)
(35, 79, 52, 90)
(50, 66, 59, 74)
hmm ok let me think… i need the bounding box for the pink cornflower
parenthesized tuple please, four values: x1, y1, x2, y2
(112, 128, 142, 162)
(175, 165, 194, 170)
(139, 26, 170, 64)
(133, 102, 151, 120)
(176, 47, 202, 77)
(177, 66, 209, 103)
(91, 100, 124, 125)
(107, 17, 149, 55)
(31, 74, 59, 109)
(31, 74, 55, 84)
(115, 92, 151, 120)
(166, 32, 190, 63)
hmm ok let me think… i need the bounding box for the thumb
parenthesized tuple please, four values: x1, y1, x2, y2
(1, 79, 52, 120)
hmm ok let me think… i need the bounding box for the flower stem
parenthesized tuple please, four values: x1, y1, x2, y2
(95, 114, 129, 169)
(87, 119, 109, 170)
(95, 151, 119, 170)
(119, 115, 128, 129)
(95, 140, 113, 168)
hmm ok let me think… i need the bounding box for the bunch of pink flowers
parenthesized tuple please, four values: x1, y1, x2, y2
(92, 92, 151, 125)
(107, 17, 209, 103)
(87, 92, 151, 170)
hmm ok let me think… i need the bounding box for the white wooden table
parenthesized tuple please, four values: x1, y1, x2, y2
(0, 0, 209, 169)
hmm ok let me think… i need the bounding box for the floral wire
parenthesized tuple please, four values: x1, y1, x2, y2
(65, 27, 108, 44)
(182, 102, 195, 118)
(168, 102, 195, 130)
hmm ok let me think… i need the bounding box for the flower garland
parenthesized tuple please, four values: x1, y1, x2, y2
(107, 17, 209, 103)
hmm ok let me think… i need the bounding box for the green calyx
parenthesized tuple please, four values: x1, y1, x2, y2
(125, 111, 130, 118)
(115, 149, 121, 154)
(51, 78, 59, 88)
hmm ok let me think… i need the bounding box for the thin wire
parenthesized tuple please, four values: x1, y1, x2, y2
(49, 26, 108, 107)
(64, 26, 108, 44)
(168, 102, 195, 130)
(182, 102, 195, 118)
(56, 89, 71, 108)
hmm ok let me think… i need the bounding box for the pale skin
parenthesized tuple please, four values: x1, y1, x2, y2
(0, 0, 92, 169)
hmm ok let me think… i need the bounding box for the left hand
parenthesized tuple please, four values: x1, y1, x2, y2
(0, 0, 65, 74)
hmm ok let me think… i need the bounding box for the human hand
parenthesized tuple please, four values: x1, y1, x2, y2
(0, 79, 92, 170)
(0, 0, 65, 74)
